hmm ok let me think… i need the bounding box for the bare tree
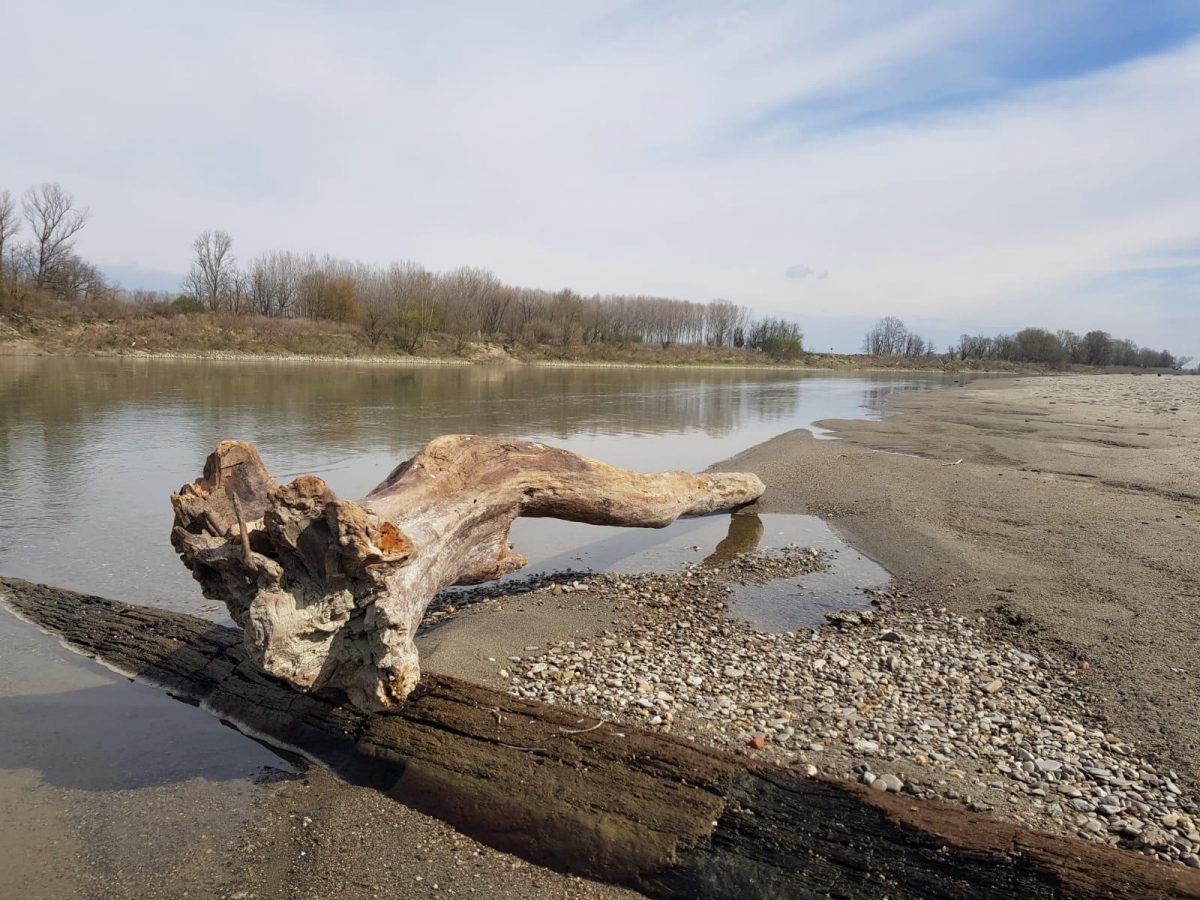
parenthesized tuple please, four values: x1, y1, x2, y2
(22, 183, 90, 290)
(184, 230, 238, 311)
(862, 317, 908, 355)
(47, 253, 108, 302)
(0, 190, 19, 279)
(438, 266, 495, 350)
(551, 288, 583, 349)
(246, 249, 301, 317)
(505, 287, 546, 343)
(1083, 330, 1112, 367)
(388, 261, 439, 352)
(704, 299, 748, 347)
(473, 271, 510, 335)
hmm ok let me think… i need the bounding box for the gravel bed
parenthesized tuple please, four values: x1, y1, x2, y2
(489, 550, 1200, 868)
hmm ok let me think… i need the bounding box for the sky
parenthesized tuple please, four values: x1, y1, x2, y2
(4, 1, 1198, 360)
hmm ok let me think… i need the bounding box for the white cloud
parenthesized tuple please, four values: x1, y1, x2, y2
(2, 2, 1197, 357)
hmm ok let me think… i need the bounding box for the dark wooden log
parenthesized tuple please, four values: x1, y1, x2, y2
(3, 577, 1197, 900)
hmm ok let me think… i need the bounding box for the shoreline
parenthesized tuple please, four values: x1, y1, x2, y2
(1, 334, 1074, 375)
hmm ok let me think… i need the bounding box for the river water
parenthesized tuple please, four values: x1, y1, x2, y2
(0, 356, 954, 611)
(0, 356, 955, 895)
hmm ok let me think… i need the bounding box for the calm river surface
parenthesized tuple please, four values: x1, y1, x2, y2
(0, 356, 954, 611)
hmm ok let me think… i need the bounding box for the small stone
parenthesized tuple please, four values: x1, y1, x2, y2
(748, 735, 766, 750)
(853, 739, 880, 754)
(878, 630, 903, 643)
(982, 679, 1004, 694)
(875, 774, 904, 793)
(1183, 855, 1200, 869)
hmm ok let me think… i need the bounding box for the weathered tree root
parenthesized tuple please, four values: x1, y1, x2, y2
(171, 436, 764, 711)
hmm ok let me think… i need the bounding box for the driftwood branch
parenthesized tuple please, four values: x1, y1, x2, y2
(3, 579, 1196, 900)
(170, 436, 765, 711)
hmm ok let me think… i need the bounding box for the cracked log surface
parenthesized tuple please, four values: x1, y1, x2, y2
(170, 436, 765, 711)
(3, 578, 1198, 900)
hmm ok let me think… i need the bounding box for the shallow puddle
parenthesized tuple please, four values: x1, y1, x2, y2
(512, 512, 890, 632)
(0, 617, 298, 792)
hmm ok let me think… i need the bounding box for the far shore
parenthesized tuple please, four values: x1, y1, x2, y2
(2, 333, 1172, 376)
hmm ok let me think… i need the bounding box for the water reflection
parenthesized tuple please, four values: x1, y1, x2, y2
(0, 623, 294, 791)
(704, 512, 765, 565)
(0, 356, 953, 610)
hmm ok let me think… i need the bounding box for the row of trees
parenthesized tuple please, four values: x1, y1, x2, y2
(0, 183, 106, 302)
(956, 327, 1189, 370)
(179, 230, 805, 357)
(863, 317, 1190, 370)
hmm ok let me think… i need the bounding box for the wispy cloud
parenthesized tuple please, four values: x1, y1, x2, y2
(782, 266, 820, 280)
(2, 1, 1197, 357)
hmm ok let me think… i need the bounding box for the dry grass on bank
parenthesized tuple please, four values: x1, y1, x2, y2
(0, 301, 1150, 373)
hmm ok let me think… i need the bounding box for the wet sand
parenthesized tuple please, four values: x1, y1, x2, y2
(4, 372, 1198, 896)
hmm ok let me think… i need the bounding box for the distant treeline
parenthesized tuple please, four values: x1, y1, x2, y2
(172, 230, 805, 358)
(862, 316, 1191, 371)
(0, 182, 805, 360)
(956, 327, 1189, 370)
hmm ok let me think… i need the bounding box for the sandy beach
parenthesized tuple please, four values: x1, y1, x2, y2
(4, 372, 1199, 898)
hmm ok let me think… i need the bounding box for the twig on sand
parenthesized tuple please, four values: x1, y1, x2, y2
(497, 741, 549, 752)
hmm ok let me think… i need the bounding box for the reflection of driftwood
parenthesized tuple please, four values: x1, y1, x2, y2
(704, 511, 765, 565)
(170, 438, 765, 712)
(3, 579, 1197, 899)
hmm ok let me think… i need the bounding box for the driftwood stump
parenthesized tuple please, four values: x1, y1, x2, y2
(171, 436, 764, 711)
